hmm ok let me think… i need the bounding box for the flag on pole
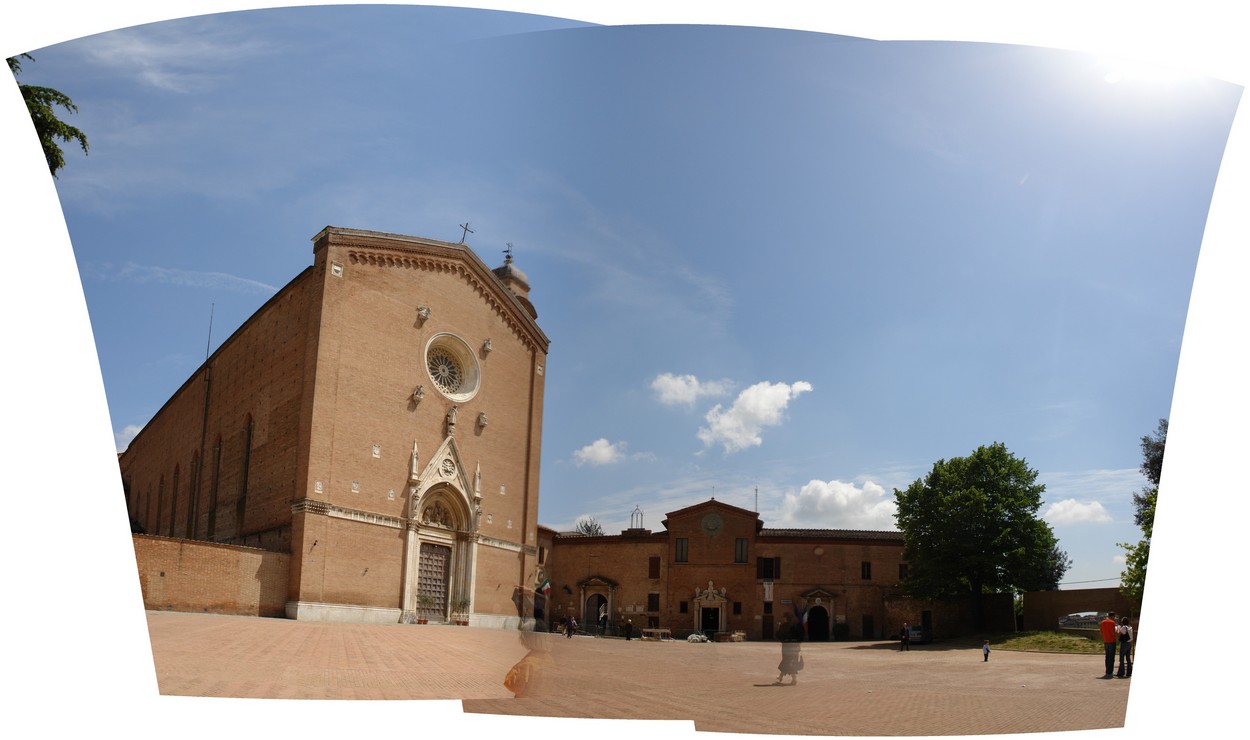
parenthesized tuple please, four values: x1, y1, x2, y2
(539, 577, 551, 596)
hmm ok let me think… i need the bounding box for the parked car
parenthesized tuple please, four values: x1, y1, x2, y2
(1059, 612, 1102, 629)
(906, 625, 931, 644)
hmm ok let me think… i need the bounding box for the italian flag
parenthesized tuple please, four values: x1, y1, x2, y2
(538, 578, 551, 596)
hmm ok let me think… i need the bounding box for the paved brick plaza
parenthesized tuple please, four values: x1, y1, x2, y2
(146, 611, 1130, 736)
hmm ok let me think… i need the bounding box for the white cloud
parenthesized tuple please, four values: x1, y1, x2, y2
(1043, 498, 1113, 525)
(772, 479, 898, 530)
(89, 262, 278, 294)
(115, 424, 143, 452)
(573, 438, 628, 466)
(650, 373, 733, 406)
(78, 22, 275, 93)
(697, 380, 812, 453)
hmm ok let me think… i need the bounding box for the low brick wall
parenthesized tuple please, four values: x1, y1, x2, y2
(132, 535, 290, 617)
(885, 593, 1015, 640)
(1022, 587, 1135, 632)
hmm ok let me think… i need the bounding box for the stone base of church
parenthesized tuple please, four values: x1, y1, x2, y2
(284, 600, 528, 630)
(285, 600, 402, 624)
(470, 613, 524, 631)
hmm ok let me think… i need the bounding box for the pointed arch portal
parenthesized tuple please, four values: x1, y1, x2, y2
(401, 436, 482, 624)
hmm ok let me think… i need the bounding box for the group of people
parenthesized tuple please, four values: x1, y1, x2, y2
(556, 614, 638, 640)
(1099, 611, 1134, 678)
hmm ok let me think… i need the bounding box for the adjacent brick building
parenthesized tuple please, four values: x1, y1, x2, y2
(541, 499, 925, 641)
(120, 227, 549, 627)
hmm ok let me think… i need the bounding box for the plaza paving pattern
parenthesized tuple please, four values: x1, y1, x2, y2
(147, 611, 1130, 736)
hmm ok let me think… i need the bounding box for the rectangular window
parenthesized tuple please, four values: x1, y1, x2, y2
(898, 563, 908, 582)
(676, 538, 689, 563)
(680, 601, 689, 614)
(538, 546, 546, 565)
(734, 538, 748, 563)
(733, 601, 742, 615)
(756, 556, 781, 579)
(647, 593, 660, 612)
(861, 561, 872, 580)
(763, 601, 773, 614)
(648, 555, 661, 579)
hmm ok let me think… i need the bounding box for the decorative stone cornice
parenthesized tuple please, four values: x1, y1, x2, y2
(290, 498, 405, 530)
(476, 534, 535, 555)
(346, 247, 544, 353)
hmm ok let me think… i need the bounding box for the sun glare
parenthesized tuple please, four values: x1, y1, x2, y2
(1099, 54, 1191, 86)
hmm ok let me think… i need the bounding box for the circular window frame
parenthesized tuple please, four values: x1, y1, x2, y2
(424, 333, 481, 403)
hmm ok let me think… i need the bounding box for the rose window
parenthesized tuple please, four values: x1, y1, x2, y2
(427, 347, 463, 394)
(423, 333, 481, 402)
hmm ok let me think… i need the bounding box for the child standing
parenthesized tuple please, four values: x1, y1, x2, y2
(982, 640, 991, 662)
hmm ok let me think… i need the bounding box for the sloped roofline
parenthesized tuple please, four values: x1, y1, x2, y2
(660, 498, 762, 530)
(312, 226, 550, 352)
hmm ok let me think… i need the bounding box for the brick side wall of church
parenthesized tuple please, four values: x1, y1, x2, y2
(119, 268, 318, 552)
(132, 534, 290, 617)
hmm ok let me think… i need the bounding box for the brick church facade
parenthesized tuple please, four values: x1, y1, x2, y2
(538, 499, 919, 642)
(120, 226, 549, 627)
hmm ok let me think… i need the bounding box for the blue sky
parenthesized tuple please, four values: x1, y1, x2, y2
(6, 4, 1250, 738)
(15, 5, 1240, 592)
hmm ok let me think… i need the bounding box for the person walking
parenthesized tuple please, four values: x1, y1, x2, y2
(624, 619, 634, 641)
(900, 623, 911, 651)
(776, 612, 804, 685)
(983, 640, 991, 662)
(1116, 616, 1133, 678)
(566, 615, 577, 638)
(1099, 611, 1119, 678)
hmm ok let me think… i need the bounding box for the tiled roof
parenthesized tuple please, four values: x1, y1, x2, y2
(758, 528, 904, 541)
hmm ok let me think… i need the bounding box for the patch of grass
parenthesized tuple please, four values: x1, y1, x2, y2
(986, 630, 1104, 654)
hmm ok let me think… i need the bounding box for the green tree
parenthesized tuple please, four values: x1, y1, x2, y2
(1120, 419, 1165, 608)
(894, 442, 1069, 630)
(575, 516, 604, 536)
(8, 54, 89, 177)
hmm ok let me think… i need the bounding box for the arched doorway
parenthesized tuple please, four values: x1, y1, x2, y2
(586, 593, 608, 634)
(402, 472, 477, 624)
(576, 575, 618, 634)
(798, 588, 836, 642)
(806, 605, 830, 641)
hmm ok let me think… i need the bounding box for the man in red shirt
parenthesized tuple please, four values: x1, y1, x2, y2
(1099, 612, 1119, 678)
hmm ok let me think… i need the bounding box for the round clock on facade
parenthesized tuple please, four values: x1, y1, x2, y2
(701, 512, 723, 535)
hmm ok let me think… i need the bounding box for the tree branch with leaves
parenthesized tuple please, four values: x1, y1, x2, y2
(8, 53, 89, 177)
(574, 516, 604, 536)
(1119, 419, 1165, 609)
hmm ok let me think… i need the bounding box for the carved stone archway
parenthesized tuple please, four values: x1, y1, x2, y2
(577, 575, 618, 629)
(400, 436, 481, 624)
(799, 588, 837, 641)
(693, 580, 729, 636)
